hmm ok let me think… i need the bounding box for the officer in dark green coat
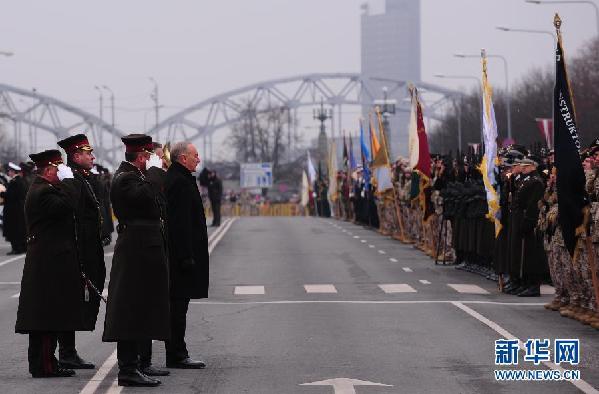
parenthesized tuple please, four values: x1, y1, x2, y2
(15, 150, 84, 378)
(102, 134, 170, 388)
(56, 134, 105, 370)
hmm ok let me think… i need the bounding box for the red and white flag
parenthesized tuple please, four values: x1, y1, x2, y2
(536, 118, 553, 149)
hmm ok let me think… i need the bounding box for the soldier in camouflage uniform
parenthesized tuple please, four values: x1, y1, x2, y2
(540, 165, 571, 311)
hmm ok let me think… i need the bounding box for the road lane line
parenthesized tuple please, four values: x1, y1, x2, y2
(448, 284, 489, 295)
(389, 258, 398, 263)
(79, 349, 118, 394)
(452, 301, 598, 394)
(234, 286, 265, 295)
(419, 280, 431, 285)
(0, 253, 25, 267)
(208, 218, 236, 255)
(190, 300, 546, 306)
(378, 250, 386, 254)
(361, 239, 367, 243)
(369, 245, 375, 248)
(304, 284, 338, 294)
(402, 267, 413, 273)
(378, 284, 417, 293)
(83, 217, 235, 394)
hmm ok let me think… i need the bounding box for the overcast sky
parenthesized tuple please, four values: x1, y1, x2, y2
(0, 0, 596, 155)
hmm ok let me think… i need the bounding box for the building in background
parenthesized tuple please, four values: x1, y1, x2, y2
(361, 0, 421, 158)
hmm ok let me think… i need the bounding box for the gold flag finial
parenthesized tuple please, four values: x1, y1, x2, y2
(554, 13, 562, 30)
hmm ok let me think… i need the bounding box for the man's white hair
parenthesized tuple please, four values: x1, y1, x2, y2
(170, 141, 192, 162)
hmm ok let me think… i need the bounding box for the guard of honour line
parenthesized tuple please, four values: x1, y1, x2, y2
(15, 134, 209, 387)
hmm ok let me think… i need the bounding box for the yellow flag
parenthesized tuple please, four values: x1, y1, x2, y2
(369, 113, 380, 158)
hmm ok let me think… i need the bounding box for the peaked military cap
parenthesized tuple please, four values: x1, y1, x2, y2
(57, 133, 93, 154)
(29, 149, 63, 168)
(121, 134, 154, 153)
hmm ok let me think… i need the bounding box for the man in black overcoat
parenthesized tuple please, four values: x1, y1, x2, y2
(56, 134, 106, 370)
(102, 134, 170, 387)
(2, 162, 27, 254)
(207, 170, 223, 227)
(163, 141, 208, 369)
(15, 150, 84, 378)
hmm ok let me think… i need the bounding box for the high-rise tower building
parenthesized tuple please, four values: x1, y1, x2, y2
(361, 0, 421, 158)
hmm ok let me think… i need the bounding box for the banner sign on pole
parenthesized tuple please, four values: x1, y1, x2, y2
(240, 163, 273, 188)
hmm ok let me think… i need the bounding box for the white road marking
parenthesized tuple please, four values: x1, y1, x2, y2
(11, 292, 20, 298)
(347, 232, 353, 235)
(208, 217, 236, 255)
(353, 235, 360, 239)
(447, 284, 490, 295)
(389, 258, 398, 263)
(81, 217, 235, 394)
(0, 281, 20, 285)
(452, 301, 598, 394)
(79, 349, 118, 394)
(378, 250, 386, 254)
(378, 284, 417, 293)
(234, 286, 265, 295)
(368, 245, 375, 248)
(102, 289, 108, 298)
(541, 284, 555, 295)
(0, 253, 25, 267)
(103, 251, 114, 257)
(419, 280, 431, 285)
(191, 300, 546, 306)
(402, 267, 413, 273)
(304, 284, 338, 294)
(301, 378, 392, 393)
(105, 378, 123, 394)
(361, 239, 367, 243)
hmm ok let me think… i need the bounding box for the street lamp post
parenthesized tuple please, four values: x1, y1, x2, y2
(497, 26, 557, 136)
(149, 77, 160, 142)
(434, 74, 484, 147)
(454, 53, 512, 141)
(102, 85, 116, 162)
(94, 86, 104, 151)
(525, 0, 599, 35)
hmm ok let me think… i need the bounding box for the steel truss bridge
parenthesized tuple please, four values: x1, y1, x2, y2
(0, 74, 459, 167)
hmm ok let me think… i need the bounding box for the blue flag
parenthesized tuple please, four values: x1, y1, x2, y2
(359, 120, 371, 187)
(349, 133, 357, 171)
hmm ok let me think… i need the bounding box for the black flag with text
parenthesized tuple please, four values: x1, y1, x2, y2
(554, 36, 589, 257)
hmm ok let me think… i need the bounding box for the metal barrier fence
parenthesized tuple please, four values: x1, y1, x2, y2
(206, 203, 305, 217)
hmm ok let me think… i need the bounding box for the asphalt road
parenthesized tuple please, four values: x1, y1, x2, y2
(0, 216, 598, 394)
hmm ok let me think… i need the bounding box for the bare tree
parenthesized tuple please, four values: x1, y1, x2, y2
(429, 36, 599, 154)
(229, 100, 300, 177)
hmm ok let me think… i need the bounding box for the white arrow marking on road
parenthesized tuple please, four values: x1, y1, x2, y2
(301, 378, 392, 394)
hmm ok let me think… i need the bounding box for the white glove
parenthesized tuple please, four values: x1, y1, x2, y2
(146, 154, 163, 170)
(57, 164, 74, 181)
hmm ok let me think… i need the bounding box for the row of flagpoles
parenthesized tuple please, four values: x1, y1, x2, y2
(301, 13, 586, 257)
(302, 13, 599, 312)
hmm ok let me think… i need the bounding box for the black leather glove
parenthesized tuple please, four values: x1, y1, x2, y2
(181, 258, 196, 271)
